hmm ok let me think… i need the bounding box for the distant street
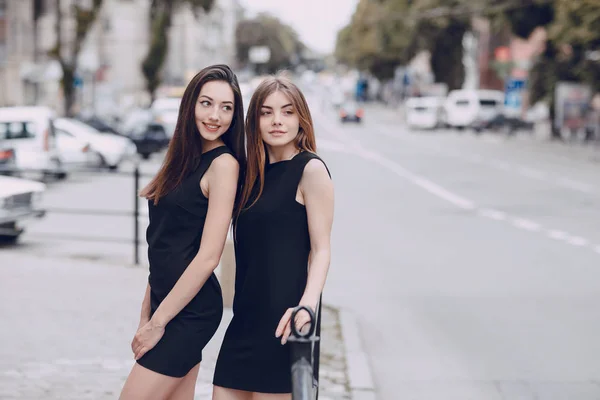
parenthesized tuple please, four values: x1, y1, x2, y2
(306, 89, 600, 399)
(2, 89, 600, 399)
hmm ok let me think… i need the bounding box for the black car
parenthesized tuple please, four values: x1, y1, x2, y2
(128, 122, 170, 159)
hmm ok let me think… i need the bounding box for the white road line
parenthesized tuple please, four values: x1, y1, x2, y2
(594, 245, 600, 254)
(315, 114, 597, 254)
(516, 166, 547, 180)
(478, 208, 507, 221)
(488, 160, 512, 171)
(359, 150, 476, 210)
(547, 230, 569, 240)
(511, 218, 542, 232)
(556, 178, 594, 194)
(566, 236, 589, 247)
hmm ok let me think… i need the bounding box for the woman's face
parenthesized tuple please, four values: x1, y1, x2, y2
(195, 80, 235, 142)
(259, 90, 300, 149)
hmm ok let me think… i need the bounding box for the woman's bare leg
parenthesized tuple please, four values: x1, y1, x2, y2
(168, 363, 201, 400)
(212, 385, 252, 400)
(119, 363, 182, 400)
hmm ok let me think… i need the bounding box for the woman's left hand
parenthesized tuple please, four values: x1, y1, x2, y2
(131, 319, 165, 360)
(275, 305, 314, 345)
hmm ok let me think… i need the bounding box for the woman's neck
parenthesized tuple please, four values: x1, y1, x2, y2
(267, 144, 300, 163)
(202, 139, 225, 153)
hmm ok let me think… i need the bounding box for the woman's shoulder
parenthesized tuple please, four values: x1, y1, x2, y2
(299, 151, 330, 178)
(210, 151, 239, 172)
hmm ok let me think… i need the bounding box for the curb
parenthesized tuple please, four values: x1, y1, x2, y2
(339, 310, 377, 400)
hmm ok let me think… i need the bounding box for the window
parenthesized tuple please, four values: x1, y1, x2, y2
(0, 121, 37, 139)
(479, 99, 498, 107)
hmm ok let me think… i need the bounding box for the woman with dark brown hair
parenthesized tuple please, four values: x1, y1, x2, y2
(213, 74, 335, 399)
(119, 64, 245, 400)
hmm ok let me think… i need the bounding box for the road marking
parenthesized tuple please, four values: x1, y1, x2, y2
(314, 111, 599, 255)
(360, 150, 476, 210)
(547, 230, 569, 240)
(511, 218, 542, 232)
(566, 236, 589, 247)
(489, 160, 511, 171)
(556, 178, 594, 194)
(516, 166, 547, 180)
(478, 208, 507, 221)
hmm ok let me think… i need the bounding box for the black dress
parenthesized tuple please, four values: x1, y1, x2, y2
(137, 146, 232, 378)
(213, 151, 329, 393)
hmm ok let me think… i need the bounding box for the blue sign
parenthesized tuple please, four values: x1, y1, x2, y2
(73, 75, 83, 88)
(505, 78, 526, 110)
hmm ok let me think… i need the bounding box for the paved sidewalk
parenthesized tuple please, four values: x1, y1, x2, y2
(0, 251, 351, 400)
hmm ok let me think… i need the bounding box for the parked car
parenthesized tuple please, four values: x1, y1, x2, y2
(405, 96, 445, 130)
(151, 97, 181, 138)
(120, 109, 170, 159)
(127, 122, 170, 160)
(78, 115, 122, 135)
(0, 175, 46, 243)
(442, 90, 505, 130)
(0, 106, 66, 179)
(0, 142, 16, 176)
(54, 118, 137, 170)
(339, 101, 364, 123)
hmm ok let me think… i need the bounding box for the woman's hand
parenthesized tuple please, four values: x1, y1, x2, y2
(131, 319, 165, 360)
(275, 304, 315, 345)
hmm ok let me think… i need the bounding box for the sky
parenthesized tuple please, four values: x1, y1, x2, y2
(239, 0, 359, 54)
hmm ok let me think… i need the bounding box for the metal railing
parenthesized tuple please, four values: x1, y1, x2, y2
(1, 165, 152, 264)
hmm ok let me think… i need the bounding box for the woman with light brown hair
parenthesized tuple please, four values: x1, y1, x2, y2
(119, 64, 245, 400)
(212, 74, 335, 399)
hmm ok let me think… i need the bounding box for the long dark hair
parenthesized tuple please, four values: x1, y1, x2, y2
(141, 64, 246, 205)
(234, 74, 316, 218)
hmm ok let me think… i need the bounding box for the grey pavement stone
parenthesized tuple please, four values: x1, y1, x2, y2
(0, 251, 351, 399)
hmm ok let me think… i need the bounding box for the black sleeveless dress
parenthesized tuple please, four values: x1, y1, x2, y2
(213, 151, 330, 393)
(137, 146, 232, 377)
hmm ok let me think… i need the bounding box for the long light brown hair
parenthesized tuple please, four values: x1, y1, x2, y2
(234, 74, 317, 219)
(140, 65, 246, 205)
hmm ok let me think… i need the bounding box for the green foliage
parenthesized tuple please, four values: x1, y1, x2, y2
(335, 0, 414, 80)
(141, 0, 215, 99)
(335, 0, 469, 86)
(501, 1, 554, 39)
(235, 14, 305, 73)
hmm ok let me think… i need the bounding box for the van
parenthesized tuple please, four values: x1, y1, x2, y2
(443, 90, 504, 130)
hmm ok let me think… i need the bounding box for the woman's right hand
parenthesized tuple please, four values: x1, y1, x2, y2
(131, 317, 150, 353)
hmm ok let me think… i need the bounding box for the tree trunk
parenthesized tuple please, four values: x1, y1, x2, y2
(430, 21, 467, 91)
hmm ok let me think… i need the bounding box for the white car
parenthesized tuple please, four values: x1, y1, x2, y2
(54, 118, 137, 170)
(0, 106, 63, 178)
(443, 90, 505, 130)
(405, 96, 445, 129)
(0, 175, 46, 243)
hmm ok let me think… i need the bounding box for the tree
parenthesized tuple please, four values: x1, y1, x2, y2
(141, 0, 214, 100)
(406, 0, 471, 90)
(334, 0, 414, 80)
(235, 14, 305, 74)
(49, 0, 103, 116)
(501, 0, 600, 139)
